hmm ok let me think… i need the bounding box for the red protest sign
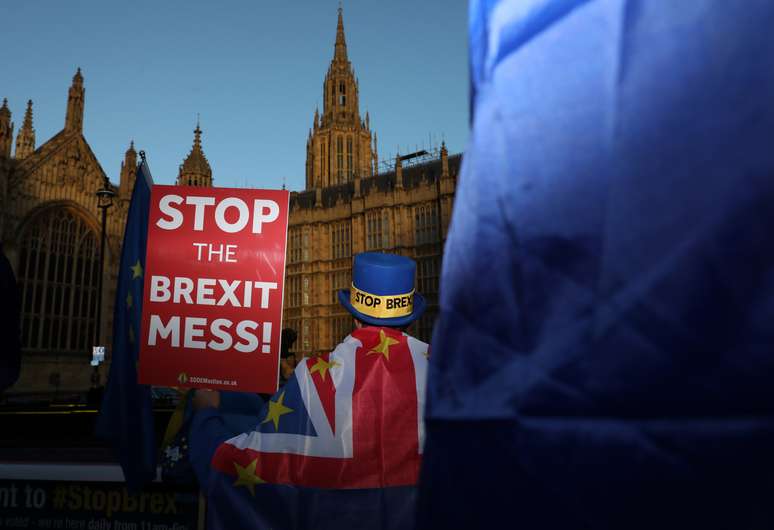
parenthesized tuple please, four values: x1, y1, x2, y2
(139, 185, 289, 393)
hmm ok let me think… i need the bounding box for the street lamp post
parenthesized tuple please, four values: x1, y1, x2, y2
(95, 175, 116, 357)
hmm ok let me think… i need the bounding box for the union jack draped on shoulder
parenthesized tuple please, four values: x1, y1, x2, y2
(211, 326, 429, 492)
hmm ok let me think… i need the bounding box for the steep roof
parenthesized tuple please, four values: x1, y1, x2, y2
(179, 125, 212, 179)
(9, 129, 111, 191)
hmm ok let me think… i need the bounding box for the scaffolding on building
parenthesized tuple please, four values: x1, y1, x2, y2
(376, 135, 446, 174)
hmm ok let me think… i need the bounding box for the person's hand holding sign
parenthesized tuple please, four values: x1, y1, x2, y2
(193, 389, 221, 410)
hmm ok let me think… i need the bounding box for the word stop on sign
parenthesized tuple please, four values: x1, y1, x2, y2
(156, 195, 280, 234)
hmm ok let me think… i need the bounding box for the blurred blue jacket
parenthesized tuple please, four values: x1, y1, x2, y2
(418, 1, 774, 528)
(189, 391, 266, 492)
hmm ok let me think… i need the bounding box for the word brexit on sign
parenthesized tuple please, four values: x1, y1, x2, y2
(139, 185, 290, 393)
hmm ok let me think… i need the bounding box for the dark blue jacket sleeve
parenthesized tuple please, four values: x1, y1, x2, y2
(419, 1, 774, 529)
(189, 391, 267, 491)
(189, 408, 233, 492)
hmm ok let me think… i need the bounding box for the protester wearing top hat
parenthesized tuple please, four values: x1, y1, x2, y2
(339, 251, 426, 330)
(191, 252, 429, 528)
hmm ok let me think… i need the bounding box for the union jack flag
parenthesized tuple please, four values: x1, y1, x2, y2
(207, 326, 428, 529)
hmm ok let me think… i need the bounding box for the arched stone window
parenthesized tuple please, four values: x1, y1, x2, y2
(17, 207, 100, 355)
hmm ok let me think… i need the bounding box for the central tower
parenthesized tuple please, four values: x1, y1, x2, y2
(305, 6, 377, 190)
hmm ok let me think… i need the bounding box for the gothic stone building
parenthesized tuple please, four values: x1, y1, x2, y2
(0, 70, 217, 398)
(0, 7, 459, 398)
(285, 8, 460, 354)
(163, 8, 461, 355)
(0, 70, 139, 397)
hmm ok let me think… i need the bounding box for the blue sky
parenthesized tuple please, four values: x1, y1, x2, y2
(1, 1, 469, 190)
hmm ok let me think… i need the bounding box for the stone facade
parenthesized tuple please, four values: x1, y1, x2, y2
(305, 8, 377, 189)
(285, 146, 459, 355)
(0, 70, 133, 397)
(0, 71, 215, 398)
(285, 7, 459, 354)
(0, 7, 459, 397)
(139, 6, 461, 355)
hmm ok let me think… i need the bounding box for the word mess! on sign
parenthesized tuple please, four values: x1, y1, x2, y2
(139, 186, 290, 393)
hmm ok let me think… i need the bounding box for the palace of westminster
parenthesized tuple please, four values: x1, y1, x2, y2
(0, 8, 460, 397)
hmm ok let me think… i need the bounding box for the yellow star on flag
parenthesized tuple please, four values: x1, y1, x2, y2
(130, 260, 143, 279)
(233, 459, 265, 496)
(309, 357, 341, 381)
(261, 391, 293, 431)
(126, 292, 133, 309)
(368, 329, 399, 360)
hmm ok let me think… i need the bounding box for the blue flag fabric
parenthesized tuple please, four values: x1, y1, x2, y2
(206, 479, 416, 530)
(96, 159, 156, 491)
(419, 1, 774, 529)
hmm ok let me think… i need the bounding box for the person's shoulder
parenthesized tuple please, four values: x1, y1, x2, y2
(404, 333, 430, 361)
(404, 332, 427, 347)
(331, 332, 360, 354)
(348, 326, 430, 360)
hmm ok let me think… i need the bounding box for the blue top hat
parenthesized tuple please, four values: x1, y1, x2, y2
(338, 252, 426, 327)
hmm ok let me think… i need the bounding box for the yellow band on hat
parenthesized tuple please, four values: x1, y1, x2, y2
(350, 284, 414, 319)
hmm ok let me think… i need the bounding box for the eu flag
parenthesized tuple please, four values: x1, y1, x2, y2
(96, 157, 156, 491)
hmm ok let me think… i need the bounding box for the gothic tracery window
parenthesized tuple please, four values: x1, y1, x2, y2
(366, 210, 391, 250)
(287, 275, 302, 308)
(331, 221, 351, 260)
(336, 137, 344, 182)
(321, 143, 327, 180)
(416, 257, 440, 343)
(330, 269, 351, 304)
(17, 207, 100, 354)
(288, 228, 302, 263)
(346, 137, 353, 179)
(415, 203, 439, 245)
